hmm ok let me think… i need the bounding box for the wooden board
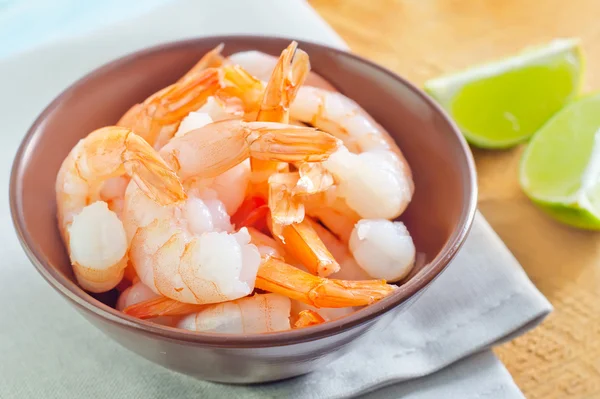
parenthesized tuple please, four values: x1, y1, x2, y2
(309, 0, 600, 397)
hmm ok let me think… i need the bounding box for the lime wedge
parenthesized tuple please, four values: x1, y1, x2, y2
(424, 39, 584, 148)
(520, 92, 600, 229)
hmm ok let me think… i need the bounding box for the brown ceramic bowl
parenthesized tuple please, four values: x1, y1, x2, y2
(10, 36, 476, 383)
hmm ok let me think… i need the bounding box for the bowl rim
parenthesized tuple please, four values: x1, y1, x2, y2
(10, 35, 477, 347)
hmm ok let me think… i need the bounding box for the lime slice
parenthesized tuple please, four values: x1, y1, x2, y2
(424, 38, 584, 148)
(520, 92, 600, 229)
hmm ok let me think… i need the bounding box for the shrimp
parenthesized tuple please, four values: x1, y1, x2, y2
(118, 65, 265, 149)
(349, 219, 416, 282)
(121, 120, 338, 304)
(177, 294, 291, 334)
(290, 86, 414, 220)
(55, 126, 185, 293)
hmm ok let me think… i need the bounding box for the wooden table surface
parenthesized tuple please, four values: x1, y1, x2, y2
(309, 0, 600, 397)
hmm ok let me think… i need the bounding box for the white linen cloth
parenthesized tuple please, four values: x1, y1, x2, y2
(0, 1, 551, 398)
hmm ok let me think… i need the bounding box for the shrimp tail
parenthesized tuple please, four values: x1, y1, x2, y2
(150, 68, 221, 126)
(268, 173, 305, 235)
(257, 41, 309, 123)
(255, 257, 394, 308)
(294, 309, 325, 328)
(123, 296, 205, 319)
(218, 65, 265, 112)
(294, 162, 334, 195)
(246, 123, 340, 163)
(273, 217, 340, 277)
(121, 130, 186, 205)
(129, 68, 221, 147)
(182, 43, 225, 79)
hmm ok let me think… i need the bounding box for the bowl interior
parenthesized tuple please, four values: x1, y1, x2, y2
(11, 36, 475, 343)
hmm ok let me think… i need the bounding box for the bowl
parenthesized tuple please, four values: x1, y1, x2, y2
(10, 36, 476, 383)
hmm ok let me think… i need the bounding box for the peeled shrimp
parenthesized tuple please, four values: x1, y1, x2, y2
(290, 87, 414, 219)
(123, 182, 258, 304)
(177, 293, 291, 333)
(55, 126, 184, 293)
(349, 219, 416, 282)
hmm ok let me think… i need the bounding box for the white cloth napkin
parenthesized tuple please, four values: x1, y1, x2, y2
(0, 1, 551, 398)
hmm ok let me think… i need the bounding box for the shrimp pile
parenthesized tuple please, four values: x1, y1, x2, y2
(55, 41, 416, 334)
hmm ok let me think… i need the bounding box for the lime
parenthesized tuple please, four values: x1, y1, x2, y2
(520, 92, 600, 229)
(424, 38, 584, 148)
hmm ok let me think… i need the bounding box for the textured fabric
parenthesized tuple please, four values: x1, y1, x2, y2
(0, 1, 550, 398)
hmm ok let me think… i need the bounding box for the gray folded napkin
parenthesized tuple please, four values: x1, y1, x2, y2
(0, 1, 551, 398)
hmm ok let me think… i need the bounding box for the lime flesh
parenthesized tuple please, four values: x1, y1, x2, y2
(520, 92, 600, 229)
(425, 39, 584, 148)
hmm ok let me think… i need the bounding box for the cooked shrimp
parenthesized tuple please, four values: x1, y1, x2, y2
(55, 126, 185, 293)
(294, 309, 325, 328)
(125, 189, 259, 304)
(118, 65, 264, 149)
(177, 294, 291, 333)
(117, 68, 220, 148)
(290, 87, 414, 219)
(349, 219, 416, 282)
